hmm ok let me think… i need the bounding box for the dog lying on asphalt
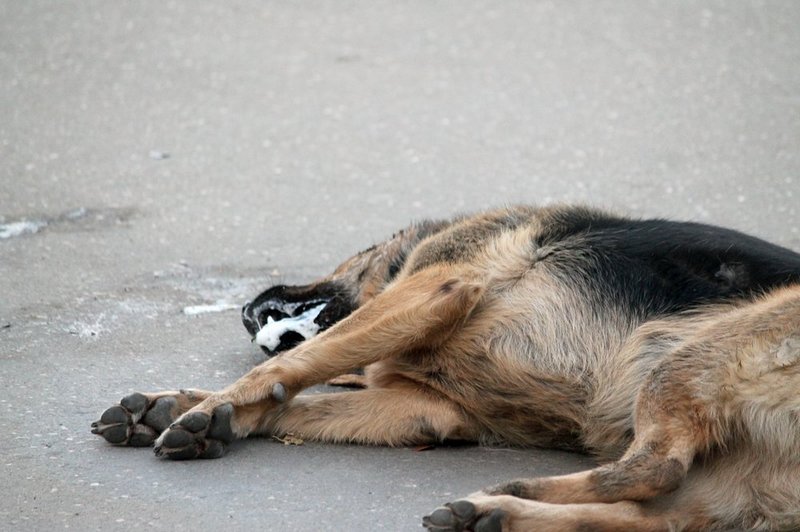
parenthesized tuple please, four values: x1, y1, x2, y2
(93, 205, 800, 531)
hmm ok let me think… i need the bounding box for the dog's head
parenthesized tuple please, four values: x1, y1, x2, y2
(241, 280, 357, 354)
(241, 238, 398, 355)
(242, 219, 451, 355)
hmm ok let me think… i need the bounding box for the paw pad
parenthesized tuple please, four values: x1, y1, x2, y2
(423, 501, 505, 532)
(91, 393, 162, 447)
(153, 403, 235, 460)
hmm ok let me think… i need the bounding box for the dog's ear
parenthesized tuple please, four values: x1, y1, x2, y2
(311, 293, 356, 330)
(241, 282, 356, 355)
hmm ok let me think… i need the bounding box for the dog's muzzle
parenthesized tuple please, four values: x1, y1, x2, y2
(242, 283, 356, 355)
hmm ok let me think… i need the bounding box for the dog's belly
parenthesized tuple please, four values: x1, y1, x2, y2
(371, 347, 589, 450)
(366, 284, 660, 454)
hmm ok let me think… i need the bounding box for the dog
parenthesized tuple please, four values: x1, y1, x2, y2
(92, 205, 800, 531)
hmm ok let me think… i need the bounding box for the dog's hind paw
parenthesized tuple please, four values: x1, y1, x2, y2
(423, 501, 506, 532)
(91, 393, 179, 447)
(154, 403, 235, 460)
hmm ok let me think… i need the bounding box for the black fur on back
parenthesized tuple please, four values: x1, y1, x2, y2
(539, 208, 800, 318)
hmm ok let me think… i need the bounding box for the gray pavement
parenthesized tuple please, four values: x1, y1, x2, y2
(1, 1, 799, 530)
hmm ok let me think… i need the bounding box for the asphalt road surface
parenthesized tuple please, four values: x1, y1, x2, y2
(1, 1, 799, 530)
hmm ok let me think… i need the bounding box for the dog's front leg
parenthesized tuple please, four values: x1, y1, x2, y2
(152, 266, 484, 460)
(255, 387, 480, 446)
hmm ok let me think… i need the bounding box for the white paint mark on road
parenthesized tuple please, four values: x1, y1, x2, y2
(182, 301, 240, 315)
(0, 220, 46, 239)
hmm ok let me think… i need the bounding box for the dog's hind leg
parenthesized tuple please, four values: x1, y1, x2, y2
(429, 286, 800, 531)
(422, 366, 703, 532)
(481, 289, 800, 510)
(482, 393, 697, 505)
(424, 495, 672, 532)
(147, 266, 484, 459)
(481, 339, 702, 506)
(423, 369, 699, 532)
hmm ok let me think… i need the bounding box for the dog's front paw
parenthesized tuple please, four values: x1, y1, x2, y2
(154, 403, 235, 460)
(423, 500, 507, 532)
(91, 393, 180, 447)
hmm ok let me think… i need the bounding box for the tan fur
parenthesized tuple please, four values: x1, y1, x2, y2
(484, 285, 800, 530)
(96, 206, 800, 531)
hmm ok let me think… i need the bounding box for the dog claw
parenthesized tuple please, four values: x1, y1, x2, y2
(271, 382, 287, 403)
(92, 422, 129, 444)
